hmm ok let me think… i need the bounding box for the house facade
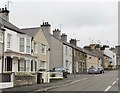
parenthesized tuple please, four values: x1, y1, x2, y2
(0, 26, 4, 73)
(63, 43, 72, 74)
(21, 27, 50, 71)
(4, 28, 37, 73)
(41, 23, 63, 70)
(103, 55, 111, 68)
(104, 48, 117, 68)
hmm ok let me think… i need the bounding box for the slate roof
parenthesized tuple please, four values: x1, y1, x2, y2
(0, 17, 25, 34)
(51, 35, 98, 57)
(21, 27, 40, 37)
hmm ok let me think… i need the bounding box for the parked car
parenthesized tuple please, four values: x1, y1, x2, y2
(52, 67, 68, 78)
(88, 66, 104, 74)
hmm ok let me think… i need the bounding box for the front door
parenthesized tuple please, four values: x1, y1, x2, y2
(6, 57, 12, 71)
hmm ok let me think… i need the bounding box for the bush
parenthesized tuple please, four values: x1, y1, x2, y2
(15, 72, 32, 76)
(108, 65, 113, 68)
(50, 73, 56, 77)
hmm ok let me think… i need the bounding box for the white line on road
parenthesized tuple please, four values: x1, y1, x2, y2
(104, 86, 112, 92)
(112, 81, 116, 85)
(62, 78, 88, 87)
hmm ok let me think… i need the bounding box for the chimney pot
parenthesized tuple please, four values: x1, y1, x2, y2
(5, 5, 7, 10)
(70, 39, 77, 46)
(2, 8, 4, 11)
(43, 22, 45, 25)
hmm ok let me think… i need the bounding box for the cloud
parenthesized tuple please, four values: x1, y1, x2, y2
(7, 2, 118, 47)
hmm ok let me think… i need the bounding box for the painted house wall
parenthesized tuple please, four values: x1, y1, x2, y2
(104, 49, 116, 67)
(0, 30, 3, 73)
(33, 29, 50, 71)
(63, 45, 72, 74)
(4, 29, 18, 52)
(49, 36, 63, 70)
(3, 28, 35, 72)
(4, 28, 31, 54)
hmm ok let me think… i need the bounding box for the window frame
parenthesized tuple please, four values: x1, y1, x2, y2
(34, 42, 38, 54)
(7, 33, 12, 49)
(0, 32, 3, 43)
(41, 44, 46, 55)
(26, 38, 31, 53)
(19, 37, 25, 52)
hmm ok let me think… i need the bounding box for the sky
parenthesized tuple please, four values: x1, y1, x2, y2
(0, 0, 119, 48)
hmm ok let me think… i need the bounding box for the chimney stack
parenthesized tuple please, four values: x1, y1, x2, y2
(61, 33, 67, 42)
(41, 21, 51, 44)
(70, 39, 77, 46)
(0, 5, 9, 21)
(53, 29, 61, 39)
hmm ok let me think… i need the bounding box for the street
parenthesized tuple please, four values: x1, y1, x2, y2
(48, 71, 118, 92)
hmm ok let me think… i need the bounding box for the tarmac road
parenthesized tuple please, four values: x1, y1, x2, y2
(48, 71, 119, 92)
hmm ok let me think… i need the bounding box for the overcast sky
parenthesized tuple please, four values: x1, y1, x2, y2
(0, 0, 119, 47)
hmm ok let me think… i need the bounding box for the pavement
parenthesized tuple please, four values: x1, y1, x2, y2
(1, 74, 88, 93)
(2, 71, 118, 93)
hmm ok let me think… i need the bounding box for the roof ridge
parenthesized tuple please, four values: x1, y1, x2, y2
(21, 27, 40, 30)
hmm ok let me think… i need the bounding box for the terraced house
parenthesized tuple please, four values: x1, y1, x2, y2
(0, 6, 39, 88)
(21, 27, 50, 71)
(0, 23, 5, 75)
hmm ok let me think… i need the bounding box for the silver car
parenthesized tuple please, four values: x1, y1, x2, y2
(88, 66, 104, 74)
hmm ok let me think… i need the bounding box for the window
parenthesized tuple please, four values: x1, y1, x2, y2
(34, 43, 37, 54)
(26, 60, 31, 72)
(7, 34, 12, 48)
(26, 38, 30, 53)
(40, 61, 46, 69)
(66, 60, 68, 70)
(19, 37, 24, 52)
(19, 60, 26, 71)
(66, 47, 68, 55)
(31, 60, 37, 71)
(0, 33, 3, 43)
(41, 44, 46, 55)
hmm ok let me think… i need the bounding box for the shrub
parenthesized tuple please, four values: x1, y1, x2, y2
(15, 72, 32, 76)
(50, 73, 56, 77)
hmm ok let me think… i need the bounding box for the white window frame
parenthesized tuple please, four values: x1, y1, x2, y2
(0, 32, 3, 43)
(34, 42, 38, 54)
(40, 61, 46, 69)
(19, 60, 25, 71)
(7, 33, 12, 49)
(26, 60, 31, 72)
(26, 38, 31, 53)
(19, 37, 25, 52)
(41, 44, 46, 55)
